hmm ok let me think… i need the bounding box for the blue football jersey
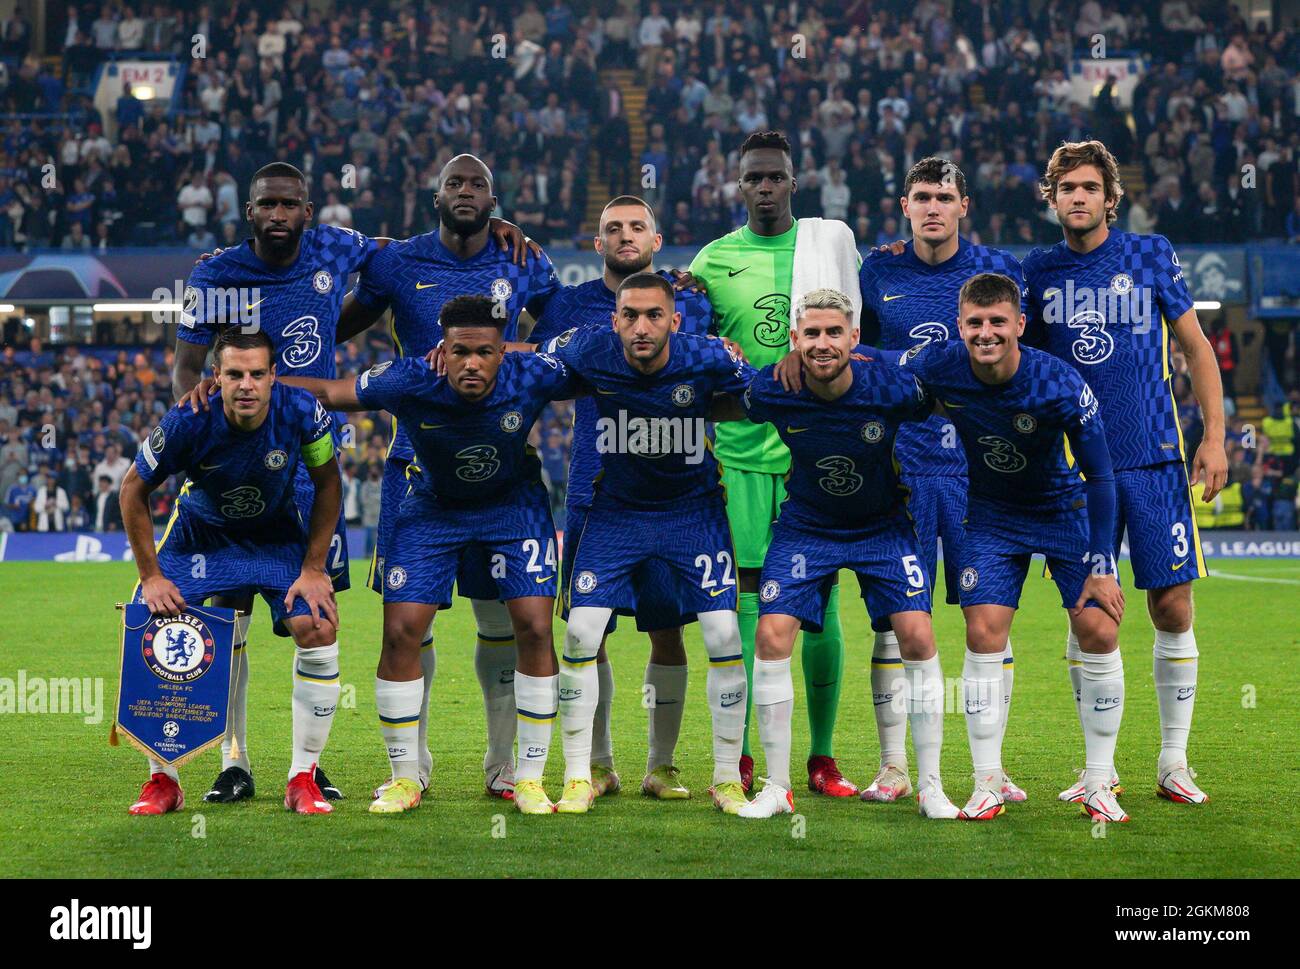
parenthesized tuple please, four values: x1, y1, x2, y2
(178, 225, 378, 380)
(353, 232, 563, 463)
(541, 326, 754, 511)
(859, 239, 1026, 478)
(135, 382, 335, 530)
(901, 340, 1105, 515)
(1022, 230, 1194, 471)
(531, 273, 714, 511)
(353, 352, 577, 508)
(742, 356, 932, 528)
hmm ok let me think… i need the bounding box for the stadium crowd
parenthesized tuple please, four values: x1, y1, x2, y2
(0, 1, 1297, 250)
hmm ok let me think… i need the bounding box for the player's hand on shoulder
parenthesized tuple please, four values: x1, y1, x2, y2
(489, 216, 541, 267)
(182, 375, 218, 412)
(1074, 572, 1124, 626)
(1192, 438, 1229, 502)
(193, 247, 224, 265)
(670, 269, 706, 294)
(717, 336, 747, 363)
(874, 239, 905, 256)
(141, 575, 187, 617)
(285, 567, 339, 630)
(773, 347, 803, 393)
(425, 341, 446, 376)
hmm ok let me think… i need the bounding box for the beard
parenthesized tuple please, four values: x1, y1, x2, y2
(603, 247, 653, 276)
(439, 201, 491, 237)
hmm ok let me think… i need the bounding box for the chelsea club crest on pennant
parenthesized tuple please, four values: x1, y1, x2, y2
(114, 603, 239, 766)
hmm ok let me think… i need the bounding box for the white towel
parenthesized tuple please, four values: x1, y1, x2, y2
(790, 217, 862, 330)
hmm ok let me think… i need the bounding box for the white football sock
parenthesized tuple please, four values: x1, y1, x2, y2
(592, 658, 615, 768)
(963, 649, 1004, 780)
(416, 621, 436, 783)
(1154, 629, 1197, 772)
(221, 616, 251, 771)
(147, 756, 179, 781)
(645, 662, 688, 771)
(514, 671, 558, 782)
(375, 676, 423, 782)
(1079, 649, 1125, 792)
(1066, 630, 1084, 731)
(872, 630, 908, 769)
(560, 607, 606, 782)
(904, 655, 945, 788)
(290, 643, 339, 778)
(701, 610, 745, 785)
(752, 656, 794, 791)
(998, 637, 1014, 751)
(471, 598, 517, 770)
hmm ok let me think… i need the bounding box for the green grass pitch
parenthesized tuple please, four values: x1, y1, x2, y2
(1, 558, 1296, 878)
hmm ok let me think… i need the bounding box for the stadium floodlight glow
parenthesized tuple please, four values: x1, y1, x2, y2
(92, 302, 183, 312)
(133, 85, 156, 100)
(0, 304, 15, 312)
(1193, 301, 1222, 311)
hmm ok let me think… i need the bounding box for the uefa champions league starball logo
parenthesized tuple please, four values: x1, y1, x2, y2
(960, 568, 979, 592)
(1013, 413, 1037, 434)
(313, 270, 333, 293)
(861, 421, 884, 443)
(760, 580, 781, 602)
(162, 720, 180, 738)
(142, 614, 215, 683)
(575, 571, 598, 594)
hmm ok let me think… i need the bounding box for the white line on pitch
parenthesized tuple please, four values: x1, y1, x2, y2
(1208, 569, 1300, 585)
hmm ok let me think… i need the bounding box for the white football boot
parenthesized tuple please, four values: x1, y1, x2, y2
(737, 780, 795, 819)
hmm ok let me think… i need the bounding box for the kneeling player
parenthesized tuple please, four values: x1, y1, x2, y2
(540, 273, 754, 815)
(121, 329, 343, 816)
(731, 289, 959, 819)
(903, 273, 1129, 822)
(283, 296, 579, 815)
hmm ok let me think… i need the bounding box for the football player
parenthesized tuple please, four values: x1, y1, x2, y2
(122, 328, 342, 815)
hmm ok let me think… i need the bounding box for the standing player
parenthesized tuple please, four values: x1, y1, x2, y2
(730, 289, 959, 820)
(173, 162, 378, 804)
(280, 296, 579, 814)
(1024, 141, 1227, 805)
(854, 157, 1026, 803)
(903, 273, 1129, 822)
(686, 131, 856, 797)
(339, 154, 563, 801)
(538, 273, 753, 815)
(122, 329, 342, 816)
(528, 195, 713, 800)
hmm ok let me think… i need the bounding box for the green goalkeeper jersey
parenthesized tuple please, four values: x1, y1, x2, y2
(690, 221, 798, 474)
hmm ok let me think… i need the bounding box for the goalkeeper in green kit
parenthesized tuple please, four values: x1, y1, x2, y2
(683, 131, 858, 796)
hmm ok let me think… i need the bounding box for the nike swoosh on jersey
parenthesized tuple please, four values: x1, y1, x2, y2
(906, 588, 925, 597)
(939, 399, 966, 409)
(882, 294, 906, 301)
(1172, 559, 1188, 571)
(419, 422, 444, 429)
(415, 282, 438, 290)
(709, 587, 729, 597)
(786, 426, 810, 434)
(727, 267, 748, 277)
(535, 574, 555, 584)
(596, 388, 618, 395)
(198, 462, 223, 470)
(245, 297, 267, 311)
